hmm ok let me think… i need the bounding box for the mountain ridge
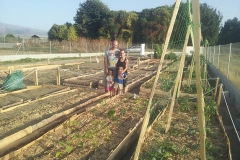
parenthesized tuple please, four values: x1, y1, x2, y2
(0, 22, 48, 38)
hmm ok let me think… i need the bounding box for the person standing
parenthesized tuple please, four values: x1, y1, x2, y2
(114, 65, 128, 95)
(106, 69, 114, 97)
(116, 49, 129, 94)
(103, 40, 120, 91)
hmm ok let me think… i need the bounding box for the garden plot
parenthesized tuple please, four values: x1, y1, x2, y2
(0, 85, 68, 108)
(12, 94, 155, 160)
(0, 87, 106, 140)
(140, 61, 180, 96)
(139, 98, 229, 160)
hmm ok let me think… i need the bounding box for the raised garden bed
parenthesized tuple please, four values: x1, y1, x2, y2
(139, 98, 230, 160)
(10, 94, 153, 159)
(0, 87, 105, 141)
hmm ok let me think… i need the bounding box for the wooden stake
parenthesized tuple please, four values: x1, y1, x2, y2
(34, 69, 38, 86)
(133, 0, 181, 159)
(56, 67, 60, 85)
(213, 77, 219, 100)
(192, 0, 206, 159)
(8, 68, 12, 75)
(217, 83, 223, 107)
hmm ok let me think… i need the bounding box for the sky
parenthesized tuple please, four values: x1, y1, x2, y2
(0, 0, 239, 31)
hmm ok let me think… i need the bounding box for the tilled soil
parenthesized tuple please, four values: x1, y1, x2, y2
(0, 88, 105, 139)
(11, 94, 156, 160)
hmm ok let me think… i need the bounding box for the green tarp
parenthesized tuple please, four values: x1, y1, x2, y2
(2, 70, 24, 91)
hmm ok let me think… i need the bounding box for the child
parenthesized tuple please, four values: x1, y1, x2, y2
(106, 69, 114, 97)
(114, 65, 127, 95)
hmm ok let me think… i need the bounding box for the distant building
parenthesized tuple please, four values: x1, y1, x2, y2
(31, 35, 40, 43)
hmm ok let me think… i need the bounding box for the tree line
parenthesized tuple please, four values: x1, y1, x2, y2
(46, 0, 239, 45)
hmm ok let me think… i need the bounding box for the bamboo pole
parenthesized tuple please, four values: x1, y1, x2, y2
(176, 70, 183, 98)
(188, 53, 195, 86)
(203, 40, 208, 87)
(165, 24, 191, 133)
(217, 83, 223, 107)
(34, 69, 38, 86)
(192, 0, 206, 159)
(213, 77, 219, 100)
(133, 0, 181, 159)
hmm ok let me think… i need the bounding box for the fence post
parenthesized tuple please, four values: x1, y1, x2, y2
(209, 46, 211, 63)
(49, 41, 52, 53)
(213, 77, 219, 100)
(34, 69, 38, 86)
(218, 45, 220, 69)
(70, 42, 71, 53)
(86, 43, 88, 53)
(56, 67, 60, 85)
(227, 43, 232, 79)
(217, 83, 223, 107)
(213, 45, 215, 65)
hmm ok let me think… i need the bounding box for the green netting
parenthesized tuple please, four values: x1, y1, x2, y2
(2, 70, 24, 91)
(145, 1, 192, 129)
(169, 1, 191, 51)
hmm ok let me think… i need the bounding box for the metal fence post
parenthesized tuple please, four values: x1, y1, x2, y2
(50, 41, 52, 53)
(209, 46, 211, 63)
(227, 43, 232, 79)
(218, 45, 220, 68)
(213, 45, 215, 65)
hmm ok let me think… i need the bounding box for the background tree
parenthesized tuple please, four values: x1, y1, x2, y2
(67, 25, 78, 41)
(48, 24, 68, 41)
(74, 0, 110, 39)
(200, 3, 222, 45)
(99, 11, 120, 40)
(136, 6, 172, 44)
(5, 34, 18, 43)
(218, 17, 240, 44)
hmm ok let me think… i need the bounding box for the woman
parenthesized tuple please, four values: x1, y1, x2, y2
(116, 49, 129, 94)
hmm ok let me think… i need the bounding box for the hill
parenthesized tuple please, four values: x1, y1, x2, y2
(0, 22, 48, 38)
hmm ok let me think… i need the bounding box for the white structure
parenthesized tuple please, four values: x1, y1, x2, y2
(140, 43, 145, 56)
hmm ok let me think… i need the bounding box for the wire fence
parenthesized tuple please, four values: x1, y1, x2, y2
(0, 37, 156, 55)
(206, 42, 240, 89)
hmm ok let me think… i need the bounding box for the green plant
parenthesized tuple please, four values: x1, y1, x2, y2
(206, 139, 218, 158)
(165, 52, 177, 61)
(56, 140, 73, 158)
(107, 109, 115, 119)
(204, 99, 217, 123)
(178, 97, 190, 112)
(202, 86, 214, 96)
(183, 84, 197, 94)
(160, 81, 174, 92)
(154, 44, 162, 59)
